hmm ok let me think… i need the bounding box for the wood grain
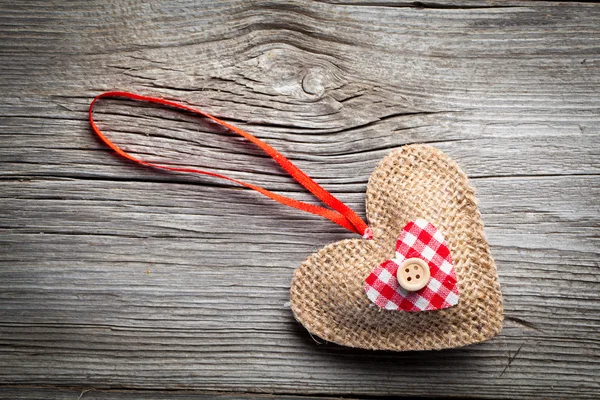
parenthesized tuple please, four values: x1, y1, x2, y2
(0, 388, 343, 400)
(0, 0, 599, 398)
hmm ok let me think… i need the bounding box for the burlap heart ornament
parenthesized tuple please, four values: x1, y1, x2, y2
(88, 93, 502, 351)
(290, 144, 503, 351)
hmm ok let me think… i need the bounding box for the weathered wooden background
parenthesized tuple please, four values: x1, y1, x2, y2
(1, 1, 599, 399)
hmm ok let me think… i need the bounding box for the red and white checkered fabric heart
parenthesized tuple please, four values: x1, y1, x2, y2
(364, 219, 459, 311)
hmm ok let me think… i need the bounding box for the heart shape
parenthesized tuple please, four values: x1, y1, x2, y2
(364, 219, 459, 311)
(290, 144, 503, 351)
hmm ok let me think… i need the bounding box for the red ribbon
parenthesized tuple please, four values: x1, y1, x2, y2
(89, 91, 372, 238)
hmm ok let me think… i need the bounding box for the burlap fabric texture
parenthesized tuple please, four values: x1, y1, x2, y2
(290, 144, 503, 351)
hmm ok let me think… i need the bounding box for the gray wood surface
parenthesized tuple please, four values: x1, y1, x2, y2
(0, 388, 343, 400)
(1, 0, 599, 399)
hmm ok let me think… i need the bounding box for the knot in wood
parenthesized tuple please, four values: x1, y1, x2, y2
(301, 69, 326, 98)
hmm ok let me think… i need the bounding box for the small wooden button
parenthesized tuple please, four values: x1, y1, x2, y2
(397, 258, 430, 292)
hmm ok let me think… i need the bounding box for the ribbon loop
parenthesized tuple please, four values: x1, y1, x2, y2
(89, 91, 371, 238)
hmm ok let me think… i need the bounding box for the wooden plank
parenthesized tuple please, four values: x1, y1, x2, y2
(0, 388, 345, 400)
(0, 0, 599, 399)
